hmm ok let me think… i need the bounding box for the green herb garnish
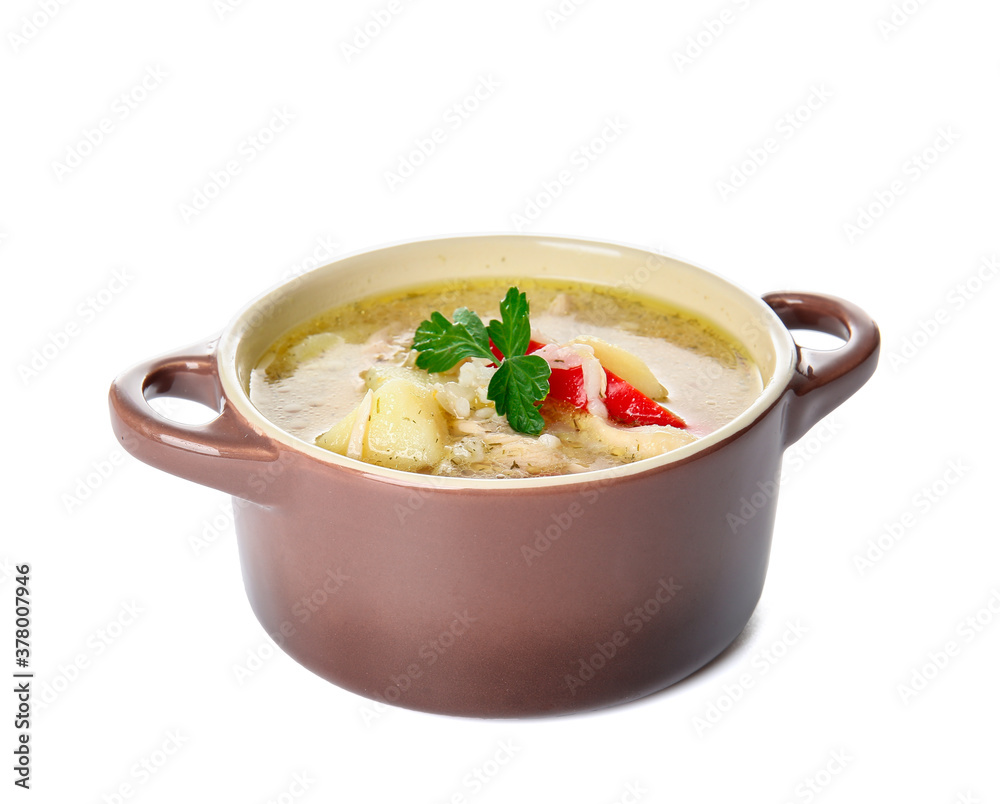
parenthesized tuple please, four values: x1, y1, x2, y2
(413, 287, 551, 435)
(411, 308, 494, 370)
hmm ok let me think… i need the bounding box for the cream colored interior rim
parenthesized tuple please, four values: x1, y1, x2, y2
(216, 234, 795, 489)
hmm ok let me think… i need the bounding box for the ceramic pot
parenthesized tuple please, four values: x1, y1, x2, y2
(108, 235, 879, 717)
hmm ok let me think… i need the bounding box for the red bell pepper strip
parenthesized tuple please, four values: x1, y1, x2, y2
(489, 339, 686, 428)
(544, 364, 588, 409)
(603, 370, 686, 428)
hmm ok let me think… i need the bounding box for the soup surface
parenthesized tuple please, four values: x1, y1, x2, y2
(250, 278, 762, 478)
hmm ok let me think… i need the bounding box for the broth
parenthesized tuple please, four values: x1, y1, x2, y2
(250, 278, 762, 477)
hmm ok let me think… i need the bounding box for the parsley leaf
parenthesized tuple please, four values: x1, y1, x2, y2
(412, 308, 494, 372)
(411, 286, 552, 435)
(488, 354, 550, 436)
(487, 287, 532, 360)
(453, 307, 490, 347)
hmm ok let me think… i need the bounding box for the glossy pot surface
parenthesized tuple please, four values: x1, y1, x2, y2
(109, 235, 879, 717)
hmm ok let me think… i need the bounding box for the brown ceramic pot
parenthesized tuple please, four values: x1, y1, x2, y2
(108, 235, 879, 717)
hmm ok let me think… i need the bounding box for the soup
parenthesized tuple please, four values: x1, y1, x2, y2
(249, 278, 762, 478)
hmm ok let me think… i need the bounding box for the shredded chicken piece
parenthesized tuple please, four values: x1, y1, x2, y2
(435, 382, 474, 419)
(362, 325, 410, 363)
(532, 343, 583, 369)
(547, 293, 573, 316)
(575, 415, 695, 461)
(579, 353, 608, 419)
(454, 419, 488, 436)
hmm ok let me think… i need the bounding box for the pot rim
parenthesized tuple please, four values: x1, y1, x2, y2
(215, 232, 796, 489)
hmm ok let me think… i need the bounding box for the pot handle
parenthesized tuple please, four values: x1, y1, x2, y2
(763, 292, 880, 448)
(108, 338, 282, 502)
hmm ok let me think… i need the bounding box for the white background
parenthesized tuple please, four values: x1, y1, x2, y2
(3, 0, 998, 802)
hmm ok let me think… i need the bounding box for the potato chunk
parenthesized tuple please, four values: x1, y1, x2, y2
(288, 332, 344, 365)
(570, 335, 667, 399)
(364, 379, 448, 471)
(364, 364, 432, 391)
(316, 378, 447, 473)
(315, 407, 359, 455)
